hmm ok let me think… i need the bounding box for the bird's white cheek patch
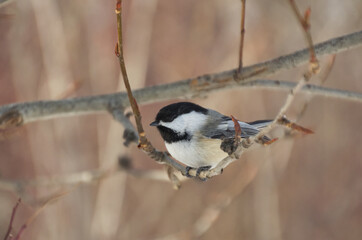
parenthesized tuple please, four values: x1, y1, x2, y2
(160, 111, 208, 134)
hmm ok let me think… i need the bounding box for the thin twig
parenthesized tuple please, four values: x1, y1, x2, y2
(0, 18, 360, 184)
(0, 82, 358, 187)
(238, 0, 246, 75)
(13, 189, 72, 240)
(197, 1, 321, 179)
(252, 74, 311, 139)
(1, 30, 361, 128)
(3, 198, 21, 240)
(109, 108, 138, 146)
(0, 168, 116, 190)
(296, 54, 336, 120)
(0, 0, 15, 9)
(55, 80, 83, 100)
(242, 79, 362, 101)
(154, 162, 259, 240)
(115, 1, 184, 186)
(288, 1, 317, 66)
(266, 0, 318, 122)
(13, 225, 26, 240)
(1, 77, 361, 129)
(0, 164, 180, 192)
(115, 0, 144, 137)
(0, 30, 361, 127)
(0, 157, 186, 191)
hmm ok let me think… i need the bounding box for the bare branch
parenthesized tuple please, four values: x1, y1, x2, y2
(154, 163, 259, 240)
(296, 54, 336, 120)
(0, 13, 361, 185)
(3, 198, 21, 240)
(288, 2, 317, 65)
(0, 168, 116, 190)
(1, 77, 361, 131)
(0, 85, 359, 187)
(238, 0, 246, 75)
(244, 79, 362, 101)
(109, 108, 138, 146)
(0, 0, 15, 9)
(13, 190, 71, 240)
(115, 1, 186, 185)
(196, 1, 321, 179)
(0, 30, 361, 127)
(0, 156, 186, 193)
(115, 0, 144, 137)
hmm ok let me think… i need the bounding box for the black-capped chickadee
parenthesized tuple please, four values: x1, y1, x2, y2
(150, 102, 272, 176)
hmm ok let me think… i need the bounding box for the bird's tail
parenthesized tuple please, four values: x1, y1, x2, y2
(247, 119, 273, 143)
(247, 119, 273, 129)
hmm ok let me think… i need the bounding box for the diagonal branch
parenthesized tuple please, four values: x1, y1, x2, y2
(288, 1, 317, 65)
(109, 108, 138, 146)
(296, 54, 336, 120)
(0, 0, 14, 9)
(1, 30, 361, 128)
(116, 0, 144, 137)
(0, 86, 360, 187)
(13, 189, 72, 240)
(3, 198, 21, 240)
(115, 1, 185, 186)
(197, 1, 321, 179)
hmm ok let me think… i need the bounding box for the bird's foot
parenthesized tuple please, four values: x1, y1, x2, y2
(185, 166, 194, 178)
(196, 165, 211, 178)
(185, 165, 212, 181)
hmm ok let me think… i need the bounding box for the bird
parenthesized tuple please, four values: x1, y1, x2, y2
(150, 102, 272, 177)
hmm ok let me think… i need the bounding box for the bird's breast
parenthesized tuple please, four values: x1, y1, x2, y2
(165, 137, 228, 168)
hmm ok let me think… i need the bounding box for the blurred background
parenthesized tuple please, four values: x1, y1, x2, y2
(1, 0, 362, 239)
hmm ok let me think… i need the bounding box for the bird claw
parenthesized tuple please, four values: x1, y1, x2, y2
(185, 165, 211, 181)
(185, 166, 193, 178)
(196, 165, 211, 179)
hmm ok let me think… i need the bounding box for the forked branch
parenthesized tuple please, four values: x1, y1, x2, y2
(0, 30, 361, 128)
(196, 0, 321, 179)
(0, 2, 361, 187)
(115, 0, 185, 187)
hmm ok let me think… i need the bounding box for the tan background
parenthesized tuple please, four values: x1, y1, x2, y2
(0, 0, 362, 239)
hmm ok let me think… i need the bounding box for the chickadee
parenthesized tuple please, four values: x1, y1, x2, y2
(150, 102, 271, 176)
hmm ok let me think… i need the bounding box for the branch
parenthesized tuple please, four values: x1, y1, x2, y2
(12, 190, 71, 240)
(0, 0, 14, 9)
(238, 0, 246, 75)
(195, 0, 321, 179)
(3, 198, 21, 240)
(296, 54, 336, 120)
(0, 156, 186, 193)
(154, 162, 259, 240)
(3, 81, 356, 185)
(115, 1, 144, 136)
(0, 168, 116, 190)
(0, 30, 361, 127)
(109, 108, 138, 146)
(1, 78, 361, 130)
(244, 79, 362, 101)
(256, 1, 318, 135)
(288, 1, 317, 65)
(1, 80, 358, 189)
(115, 1, 185, 186)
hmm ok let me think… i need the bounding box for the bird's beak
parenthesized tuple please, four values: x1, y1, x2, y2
(150, 121, 159, 126)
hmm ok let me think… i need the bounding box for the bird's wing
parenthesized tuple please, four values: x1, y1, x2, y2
(202, 120, 260, 139)
(200, 110, 262, 139)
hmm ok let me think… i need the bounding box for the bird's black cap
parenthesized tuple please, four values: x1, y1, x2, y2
(150, 102, 208, 126)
